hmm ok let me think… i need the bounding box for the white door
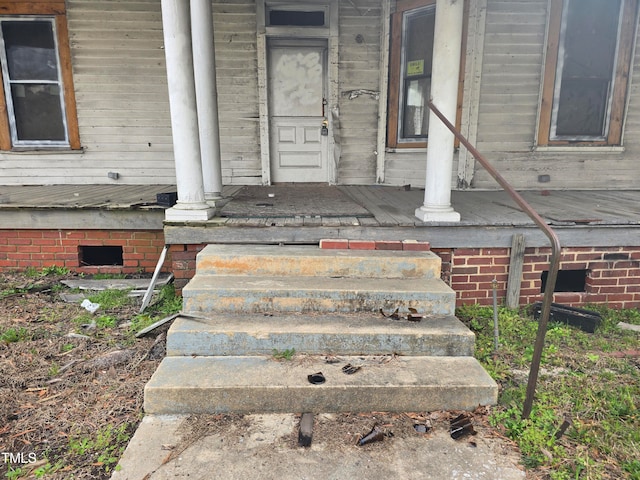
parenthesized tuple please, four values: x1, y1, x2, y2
(268, 41, 328, 183)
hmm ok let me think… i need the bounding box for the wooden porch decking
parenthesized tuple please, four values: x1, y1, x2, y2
(1, 184, 639, 248)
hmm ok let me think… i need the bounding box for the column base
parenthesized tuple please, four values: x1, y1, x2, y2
(164, 205, 215, 222)
(414, 205, 461, 222)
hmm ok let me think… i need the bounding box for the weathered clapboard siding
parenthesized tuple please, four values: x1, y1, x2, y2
(471, 0, 640, 191)
(212, 0, 261, 184)
(336, 0, 381, 185)
(475, 0, 546, 156)
(0, 0, 175, 185)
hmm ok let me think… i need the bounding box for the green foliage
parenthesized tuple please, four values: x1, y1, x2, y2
(33, 461, 64, 478)
(129, 314, 156, 334)
(91, 273, 126, 280)
(272, 348, 296, 360)
(460, 303, 640, 479)
(41, 265, 70, 276)
(96, 315, 117, 328)
(87, 289, 133, 310)
(68, 423, 131, 472)
(0, 327, 31, 343)
(4, 467, 24, 480)
(48, 362, 60, 377)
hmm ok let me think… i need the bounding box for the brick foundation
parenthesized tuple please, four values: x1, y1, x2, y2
(438, 246, 640, 309)
(0, 229, 167, 276)
(2, 231, 638, 309)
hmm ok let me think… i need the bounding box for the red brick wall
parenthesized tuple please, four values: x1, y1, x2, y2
(2, 231, 638, 309)
(437, 246, 640, 309)
(169, 244, 206, 290)
(0, 229, 167, 275)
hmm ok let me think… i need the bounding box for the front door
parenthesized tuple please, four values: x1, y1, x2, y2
(268, 40, 328, 183)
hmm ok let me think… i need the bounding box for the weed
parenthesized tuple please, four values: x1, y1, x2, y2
(461, 304, 640, 479)
(4, 467, 24, 480)
(48, 362, 60, 377)
(0, 327, 31, 343)
(33, 461, 63, 478)
(272, 348, 296, 360)
(60, 343, 75, 353)
(68, 423, 131, 473)
(92, 273, 127, 280)
(129, 314, 156, 334)
(96, 315, 117, 328)
(41, 265, 70, 276)
(87, 289, 133, 310)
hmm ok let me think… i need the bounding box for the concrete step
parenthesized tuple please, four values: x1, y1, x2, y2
(144, 355, 498, 414)
(167, 314, 475, 357)
(194, 244, 441, 279)
(182, 275, 456, 316)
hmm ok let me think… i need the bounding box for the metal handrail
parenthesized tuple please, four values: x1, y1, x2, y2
(427, 100, 561, 419)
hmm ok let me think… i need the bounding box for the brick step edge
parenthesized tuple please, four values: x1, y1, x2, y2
(320, 239, 430, 251)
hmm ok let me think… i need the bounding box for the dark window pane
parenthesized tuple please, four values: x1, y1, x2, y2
(2, 21, 58, 81)
(404, 9, 435, 78)
(11, 84, 66, 141)
(269, 10, 325, 26)
(556, 78, 609, 136)
(555, 0, 621, 137)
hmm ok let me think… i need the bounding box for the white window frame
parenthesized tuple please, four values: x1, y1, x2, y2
(0, 16, 69, 148)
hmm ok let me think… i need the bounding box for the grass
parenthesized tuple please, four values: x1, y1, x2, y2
(458, 304, 640, 479)
(272, 348, 296, 360)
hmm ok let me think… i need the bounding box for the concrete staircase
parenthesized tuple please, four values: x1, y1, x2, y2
(144, 244, 497, 414)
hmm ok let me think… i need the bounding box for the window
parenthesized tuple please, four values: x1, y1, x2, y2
(387, 0, 466, 149)
(0, 1, 79, 150)
(538, 0, 638, 146)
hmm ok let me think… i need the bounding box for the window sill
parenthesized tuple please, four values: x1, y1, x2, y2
(534, 145, 625, 154)
(1, 147, 84, 155)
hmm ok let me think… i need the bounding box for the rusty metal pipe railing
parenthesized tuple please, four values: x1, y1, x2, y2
(427, 100, 561, 419)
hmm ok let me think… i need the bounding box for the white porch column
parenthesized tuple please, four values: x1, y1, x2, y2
(415, 0, 463, 222)
(191, 0, 223, 202)
(161, 0, 214, 221)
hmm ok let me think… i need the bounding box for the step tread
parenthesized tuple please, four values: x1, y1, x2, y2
(182, 275, 455, 315)
(195, 244, 441, 279)
(144, 355, 498, 414)
(183, 274, 455, 294)
(167, 314, 475, 356)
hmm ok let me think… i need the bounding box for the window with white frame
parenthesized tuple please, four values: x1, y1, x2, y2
(0, 2, 79, 151)
(0, 18, 67, 146)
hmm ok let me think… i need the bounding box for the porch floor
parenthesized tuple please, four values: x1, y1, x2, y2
(1, 184, 639, 248)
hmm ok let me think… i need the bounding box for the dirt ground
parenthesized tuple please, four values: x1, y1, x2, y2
(0, 271, 166, 479)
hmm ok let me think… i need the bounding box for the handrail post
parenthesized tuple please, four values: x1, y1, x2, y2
(426, 99, 561, 420)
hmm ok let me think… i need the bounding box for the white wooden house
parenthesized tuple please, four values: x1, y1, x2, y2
(1, 0, 639, 308)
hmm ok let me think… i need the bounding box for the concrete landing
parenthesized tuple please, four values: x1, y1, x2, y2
(111, 414, 526, 480)
(144, 356, 498, 414)
(182, 275, 456, 315)
(167, 314, 475, 357)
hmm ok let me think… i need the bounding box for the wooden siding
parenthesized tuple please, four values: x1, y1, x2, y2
(336, 0, 381, 184)
(213, 0, 261, 185)
(471, 0, 640, 190)
(0, 0, 175, 185)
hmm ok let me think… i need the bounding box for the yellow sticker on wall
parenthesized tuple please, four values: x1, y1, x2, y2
(407, 59, 424, 76)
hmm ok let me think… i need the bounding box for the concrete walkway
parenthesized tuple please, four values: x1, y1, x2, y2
(112, 413, 525, 480)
